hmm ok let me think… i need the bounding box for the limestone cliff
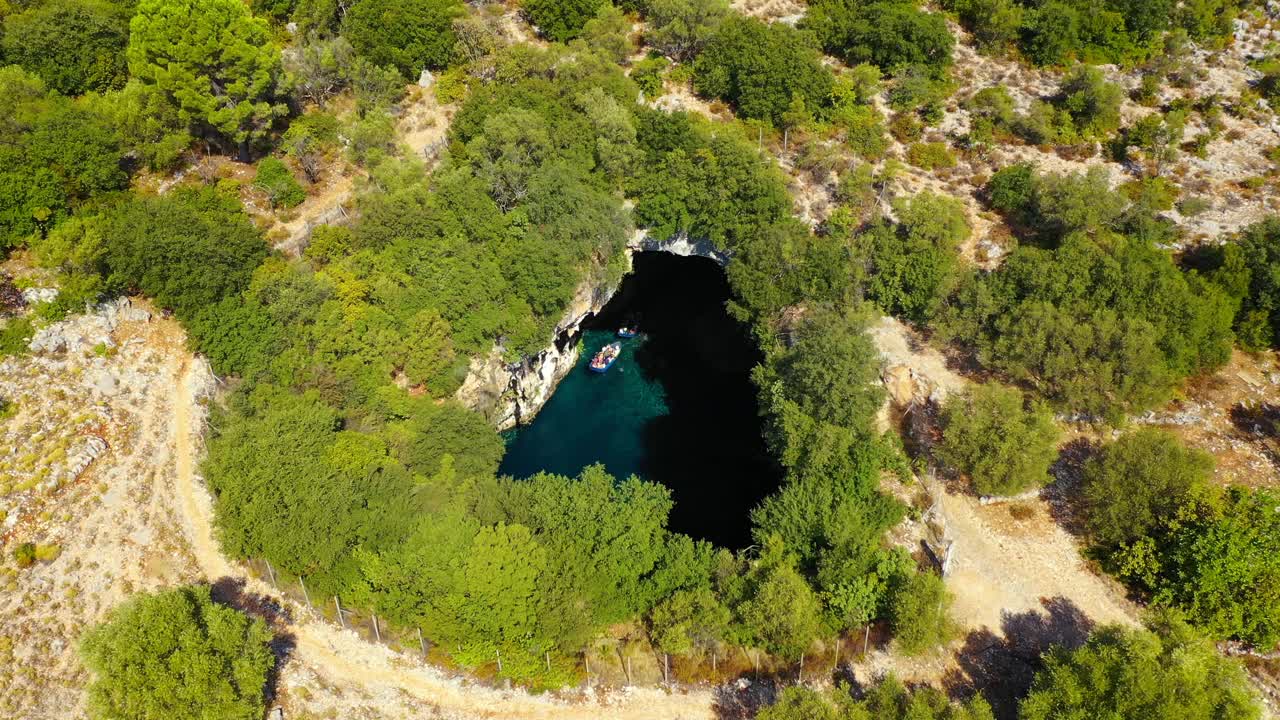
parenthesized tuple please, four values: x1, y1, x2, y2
(454, 231, 729, 429)
(454, 267, 622, 430)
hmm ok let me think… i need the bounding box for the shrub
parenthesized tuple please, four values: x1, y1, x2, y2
(937, 384, 1059, 497)
(889, 571, 956, 655)
(1022, 614, 1262, 720)
(522, 0, 607, 41)
(80, 586, 275, 720)
(0, 317, 35, 358)
(254, 157, 307, 208)
(12, 543, 36, 569)
(1082, 428, 1216, 551)
(905, 142, 956, 170)
(632, 55, 669, 100)
(34, 543, 61, 562)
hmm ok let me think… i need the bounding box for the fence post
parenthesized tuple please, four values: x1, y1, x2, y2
(585, 655, 591, 688)
(799, 653, 804, 683)
(418, 627, 428, 659)
(264, 559, 277, 587)
(834, 638, 841, 673)
(496, 649, 503, 673)
(372, 614, 381, 643)
(626, 656, 632, 685)
(299, 576, 312, 610)
(711, 650, 716, 675)
(335, 596, 346, 629)
(546, 652, 551, 672)
(664, 653, 670, 684)
(863, 624, 870, 655)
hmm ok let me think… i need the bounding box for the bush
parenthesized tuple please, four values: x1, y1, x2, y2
(1021, 614, 1262, 720)
(889, 571, 956, 655)
(80, 586, 275, 720)
(12, 542, 36, 569)
(0, 317, 35, 358)
(937, 384, 1059, 497)
(341, 0, 464, 76)
(1054, 65, 1124, 140)
(254, 157, 307, 208)
(905, 142, 956, 170)
(1082, 428, 1215, 551)
(522, 0, 607, 41)
(632, 55, 669, 100)
(692, 15, 833, 124)
(34, 543, 62, 562)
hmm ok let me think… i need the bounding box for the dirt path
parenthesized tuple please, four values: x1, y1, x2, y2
(168, 361, 716, 720)
(936, 488, 1138, 633)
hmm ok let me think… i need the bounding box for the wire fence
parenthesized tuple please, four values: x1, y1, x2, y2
(240, 556, 885, 691)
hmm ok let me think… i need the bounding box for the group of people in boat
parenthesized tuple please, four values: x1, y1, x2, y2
(588, 323, 640, 373)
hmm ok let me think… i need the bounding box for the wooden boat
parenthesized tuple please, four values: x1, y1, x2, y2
(617, 325, 638, 338)
(588, 342, 621, 373)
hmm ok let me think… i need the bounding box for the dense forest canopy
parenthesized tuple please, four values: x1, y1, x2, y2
(0, 0, 1274, 714)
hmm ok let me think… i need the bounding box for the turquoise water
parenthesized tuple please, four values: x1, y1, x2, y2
(499, 328, 669, 482)
(497, 252, 781, 547)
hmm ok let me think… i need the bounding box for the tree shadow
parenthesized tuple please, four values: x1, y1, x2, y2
(209, 576, 298, 706)
(1042, 438, 1099, 537)
(944, 597, 1094, 719)
(1229, 402, 1280, 472)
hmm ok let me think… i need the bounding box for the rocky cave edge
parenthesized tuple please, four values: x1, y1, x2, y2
(454, 231, 730, 430)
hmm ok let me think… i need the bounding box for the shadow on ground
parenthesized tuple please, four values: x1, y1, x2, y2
(944, 596, 1094, 719)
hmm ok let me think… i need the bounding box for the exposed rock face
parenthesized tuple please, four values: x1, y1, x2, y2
(455, 269, 622, 430)
(627, 229, 730, 266)
(456, 231, 730, 429)
(455, 232, 733, 429)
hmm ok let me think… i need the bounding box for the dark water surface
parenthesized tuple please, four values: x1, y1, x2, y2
(498, 252, 781, 547)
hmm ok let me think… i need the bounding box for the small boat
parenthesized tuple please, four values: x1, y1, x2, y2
(617, 325, 639, 339)
(588, 342, 621, 373)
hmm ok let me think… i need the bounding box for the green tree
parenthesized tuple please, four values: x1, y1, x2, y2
(737, 538, 824, 660)
(645, 0, 728, 61)
(692, 15, 833, 124)
(254, 157, 307, 208)
(864, 191, 969, 323)
(758, 686, 838, 720)
(2, 0, 131, 95)
(889, 571, 956, 655)
(127, 0, 289, 158)
(648, 586, 730, 655)
(521, 0, 606, 42)
(1021, 615, 1262, 720)
(1081, 427, 1215, 551)
(774, 308, 885, 432)
(1157, 488, 1280, 649)
(804, 0, 954, 78)
(93, 188, 268, 321)
(0, 68, 127, 248)
(341, 0, 464, 77)
(79, 586, 275, 720)
(937, 383, 1059, 497)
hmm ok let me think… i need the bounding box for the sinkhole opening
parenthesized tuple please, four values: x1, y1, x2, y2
(498, 251, 783, 547)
